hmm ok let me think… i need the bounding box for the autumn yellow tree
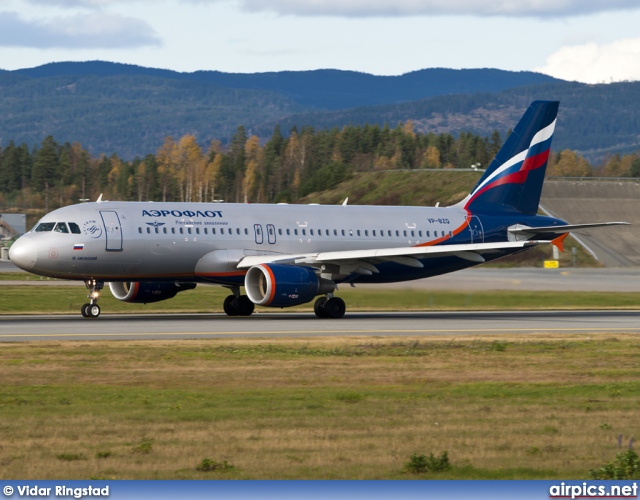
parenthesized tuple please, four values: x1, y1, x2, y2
(243, 135, 264, 203)
(547, 150, 591, 177)
(602, 153, 636, 177)
(156, 137, 177, 202)
(422, 145, 441, 169)
(283, 131, 308, 198)
(202, 140, 223, 202)
(174, 135, 206, 202)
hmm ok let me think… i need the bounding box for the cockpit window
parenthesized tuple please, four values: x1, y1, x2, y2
(54, 223, 69, 233)
(35, 222, 55, 232)
(68, 222, 81, 234)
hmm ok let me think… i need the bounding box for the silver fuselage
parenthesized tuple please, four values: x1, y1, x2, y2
(10, 200, 500, 285)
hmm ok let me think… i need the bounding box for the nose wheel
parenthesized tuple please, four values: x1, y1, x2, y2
(82, 279, 104, 318)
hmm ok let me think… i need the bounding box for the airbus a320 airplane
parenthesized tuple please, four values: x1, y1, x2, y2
(9, 101, 627, 319)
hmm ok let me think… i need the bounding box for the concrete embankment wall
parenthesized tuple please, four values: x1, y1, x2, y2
(541, 180, 640, 266)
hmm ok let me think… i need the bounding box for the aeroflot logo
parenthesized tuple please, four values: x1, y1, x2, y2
(142, 209, 223, 218)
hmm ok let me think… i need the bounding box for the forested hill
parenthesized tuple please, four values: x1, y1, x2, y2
(1, 61, 640, 160)
(261, 81, 640, 160)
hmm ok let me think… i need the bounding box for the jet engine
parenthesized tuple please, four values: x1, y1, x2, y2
(245, 264, 334, 307)
(108, 281, 196, 304)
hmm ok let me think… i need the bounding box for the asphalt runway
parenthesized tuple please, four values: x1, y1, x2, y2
(1, 310, 639, 342)
(3, 261, 640, 341)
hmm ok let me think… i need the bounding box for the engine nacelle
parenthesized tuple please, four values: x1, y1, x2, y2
(245, 264, 334, 308)
(108, 281, 196, 304)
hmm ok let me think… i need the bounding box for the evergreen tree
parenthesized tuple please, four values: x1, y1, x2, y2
(31, 136, 59, 211)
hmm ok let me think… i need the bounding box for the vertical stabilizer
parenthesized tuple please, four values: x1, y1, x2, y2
(462, 100, 559, 215)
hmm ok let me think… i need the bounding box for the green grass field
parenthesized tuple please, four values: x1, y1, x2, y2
(0, 283, 638, 315)
(1, 335, 639, 479)
(1, 280, 638, 479)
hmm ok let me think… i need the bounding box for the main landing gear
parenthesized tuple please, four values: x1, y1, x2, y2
(314, 295, 346, 319)
(81, 279, 104, 318)
(223, 286, 255, 316)
(221, 286, 346, 318)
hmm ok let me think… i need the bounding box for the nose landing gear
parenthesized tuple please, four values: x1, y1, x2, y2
(81, 279, 104, 318)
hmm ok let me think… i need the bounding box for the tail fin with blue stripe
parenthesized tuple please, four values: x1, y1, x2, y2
(463, 100, 559, 215)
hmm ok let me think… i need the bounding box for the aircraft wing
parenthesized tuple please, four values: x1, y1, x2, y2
(237, 240, 545, 275)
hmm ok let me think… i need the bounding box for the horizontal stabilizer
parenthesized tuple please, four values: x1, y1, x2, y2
(509, 222, 629, 236)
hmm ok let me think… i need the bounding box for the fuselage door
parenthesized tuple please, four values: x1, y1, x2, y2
(267, 224, 276, 244)
(254, 224, 264, 244)
(100, 210, 123, 251)
(467, 215, 484, 243)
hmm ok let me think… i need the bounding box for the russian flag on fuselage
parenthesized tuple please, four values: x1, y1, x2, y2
(465, 101, 559, 215)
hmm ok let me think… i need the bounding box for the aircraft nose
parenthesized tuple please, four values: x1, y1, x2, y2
(9, 235, 37, 271)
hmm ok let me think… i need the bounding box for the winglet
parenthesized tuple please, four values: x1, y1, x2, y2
(97, 193, 103, 203)
(342, 197, 348, 206)
(551, 233, 569, 252)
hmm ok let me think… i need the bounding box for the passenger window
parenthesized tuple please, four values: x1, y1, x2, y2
(372, 230, 376, 237)
(334, 229, 338, 236)
(212, 228, 216, 235)
(237, 228, 241, 235)
(411, 230, 415, 237)
(286, 228, 290, 236)
(419, 230, 422, 237)
(138, 227, 142, 234)
(341, 230, 345, 236)
(35, 222, 55, 232)
(171, 227, 175, 234)
(68, 222, 81, 234)
(146, 227, 151, 234)
(220, 228, 224, 235)
(395, 230, 399, 237)
(155, 227, 159, 234)
(179, 227, 184, 234)
(302, 229, 306, 236)
(54, 222, 69, 233)
(357, 230, 361, 236)
(245, 228, 249, 235)
(196, 228, 200, 235)
(294, 229, 298, 236)
(163, 227, 167, 234)
(278, 229, 283, 236)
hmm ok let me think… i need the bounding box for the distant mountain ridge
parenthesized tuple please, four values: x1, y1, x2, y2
(2, 60, 640, 161)
(10, 61, 561, 109)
